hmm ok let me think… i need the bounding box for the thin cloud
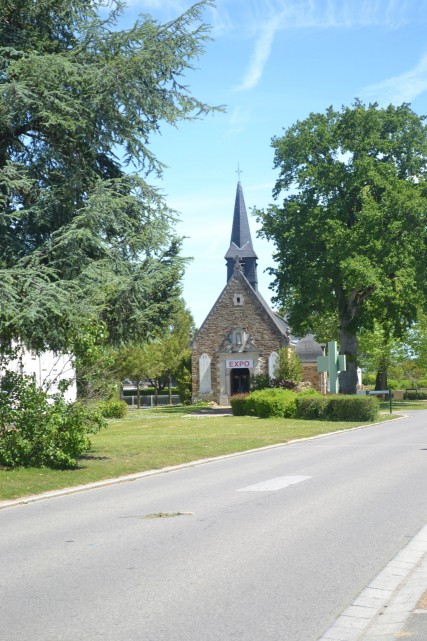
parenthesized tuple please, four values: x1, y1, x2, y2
(227, 105, 252, 135)
(362, 53, 427, 104)
(235, 0, 427, 92)
(235, 15, 281, 91)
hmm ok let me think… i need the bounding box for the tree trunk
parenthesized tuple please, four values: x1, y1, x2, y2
(168, 375, 172, 405)
(154, 382, 158, 406)
(339, 326, 358, 394)
(375, 368, 388, 391)
(136, 380, 141, 410)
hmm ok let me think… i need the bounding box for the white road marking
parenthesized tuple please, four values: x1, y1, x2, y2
(237, 475, 311, 492)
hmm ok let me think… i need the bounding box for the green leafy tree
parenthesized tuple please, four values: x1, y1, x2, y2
(175, 352, 193, 404)
(0, 0, 219, 352)
(137, 341, 167, 406)
(406, 310, 427, 375)
(257, 101, 427, 393)
(273, 348, 303, 384)
(160, 303, 194, 403)
(358, 323, 407, 390)
(113, 341, 164, 409)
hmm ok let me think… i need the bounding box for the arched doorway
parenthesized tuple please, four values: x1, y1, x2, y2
(230, 368, 250, 395)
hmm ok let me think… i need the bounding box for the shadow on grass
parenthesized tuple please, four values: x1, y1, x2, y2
(379, 400, 427, 411)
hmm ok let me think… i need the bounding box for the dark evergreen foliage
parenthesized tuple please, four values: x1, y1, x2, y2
(0, 0, 219, 350)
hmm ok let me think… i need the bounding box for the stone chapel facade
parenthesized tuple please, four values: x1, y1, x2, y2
(191, 181, 324, 404)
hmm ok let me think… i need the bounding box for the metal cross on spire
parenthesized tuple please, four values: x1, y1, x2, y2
(236, 163, 243, 181)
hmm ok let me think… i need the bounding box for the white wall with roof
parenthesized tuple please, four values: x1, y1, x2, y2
(4, 345, 76, 403)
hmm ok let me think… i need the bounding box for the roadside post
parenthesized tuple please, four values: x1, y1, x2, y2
(362, 388, 393, 415)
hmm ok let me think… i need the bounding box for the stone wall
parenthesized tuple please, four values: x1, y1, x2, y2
(302, 364, 324, 393)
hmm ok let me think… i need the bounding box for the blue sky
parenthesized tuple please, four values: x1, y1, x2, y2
(119, 0, 427, 327)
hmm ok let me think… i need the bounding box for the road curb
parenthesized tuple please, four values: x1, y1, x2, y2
(318, 523, 427, 641)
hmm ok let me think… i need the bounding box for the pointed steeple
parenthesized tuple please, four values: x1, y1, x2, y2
(225, 181, 258, 290)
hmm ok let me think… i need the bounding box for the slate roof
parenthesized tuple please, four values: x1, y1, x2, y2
(295, 335, 324, 362)
(192, 267, 290, 346)
(224, 181, 258, 260)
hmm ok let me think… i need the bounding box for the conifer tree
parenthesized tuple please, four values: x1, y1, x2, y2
(0, 0, 218, 351)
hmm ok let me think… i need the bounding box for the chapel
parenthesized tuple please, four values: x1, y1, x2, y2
(191, 180, 324, 404)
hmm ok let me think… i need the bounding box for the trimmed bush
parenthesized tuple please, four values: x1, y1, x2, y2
(296, 395, 379, 422)
(295, 395, 329, 419)
(230, 394, 250, 416)
(325, 395, 379, 421)
(99, 398, 128, 418)
(250, 388, 297, 418)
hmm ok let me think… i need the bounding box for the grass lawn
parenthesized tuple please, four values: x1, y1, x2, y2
(379, 399, 427, 411)
(0, 404, 404, 502)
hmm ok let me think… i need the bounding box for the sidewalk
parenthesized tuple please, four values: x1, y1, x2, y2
(319, 523, 427, 640)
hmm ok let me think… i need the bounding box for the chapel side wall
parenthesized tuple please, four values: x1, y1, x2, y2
(302, 364, 323, 392)
(192, 275, 289, 402)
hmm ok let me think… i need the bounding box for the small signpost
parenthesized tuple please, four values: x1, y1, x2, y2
(317, 341, 346, 394)
(363, 389, 393, 414)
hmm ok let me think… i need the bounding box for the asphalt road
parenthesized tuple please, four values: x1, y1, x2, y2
(1, 412, 427, 641)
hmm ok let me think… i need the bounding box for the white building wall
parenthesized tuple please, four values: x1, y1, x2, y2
(4, 345, 77, 403)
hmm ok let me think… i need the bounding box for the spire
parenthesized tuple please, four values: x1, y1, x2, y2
(225, 181, 258, 290)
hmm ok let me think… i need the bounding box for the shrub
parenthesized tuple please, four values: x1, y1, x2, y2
(175, 355, 192, 405)
(388, 379, 412, 390)
(296, 394, 379, 422)
(99, 398, 127, 418)
(325, 395, 379, 421)
(296, 388, 321, 397)
(230, 394, 251, 416)
(274, 348, 303, 384)
(295, 395, 329, 419)
(269, 379, 297, 390)
(404, 390, 427, 400)
(250, 388, 297, 418)
(362, 373, 376, 385)
(250, 373, 271, 391)
(0, 370, 105, 469)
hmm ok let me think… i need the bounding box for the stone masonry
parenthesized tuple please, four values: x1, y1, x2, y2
(192, 266, 290, 404)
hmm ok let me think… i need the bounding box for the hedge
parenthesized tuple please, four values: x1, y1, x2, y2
(296, 395, 379, 422)
(231, 390, 379, 422)
(230, 388, 322, 419)
(249, 388, 297, 418)
(229, 394, 251, 416)
(404, 390, 427, 400)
